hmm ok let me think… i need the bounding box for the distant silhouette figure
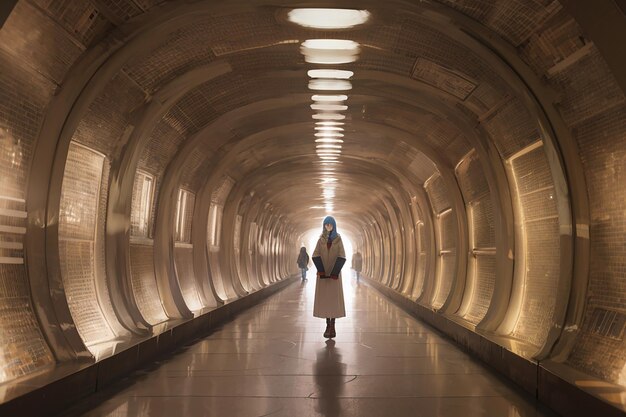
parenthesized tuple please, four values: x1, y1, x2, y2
(352, 251, 363, 281)
(297, 246, 309, 281)
(312, 216, 346, 339)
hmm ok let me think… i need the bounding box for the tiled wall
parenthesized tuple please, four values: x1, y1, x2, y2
(59, 142, 115, 347)
(129, 243, 168, 324)
(0, 10, 59, 382)
(455, 151, 496, 324)
(424, 174, 455, 309)
(0, 0, 622, 398)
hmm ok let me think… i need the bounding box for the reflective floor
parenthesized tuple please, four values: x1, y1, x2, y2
(61, 273, 557, 417)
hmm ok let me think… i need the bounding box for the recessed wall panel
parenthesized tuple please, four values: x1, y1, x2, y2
(465, 255, 496, 324)
(173, 189, 202, 310)
(433, 211, 455, 309)
(455, 150, 489, 202)
(175, 189, 195, 244)
(129, 243, 168, 324)
(472, 197, 495, 249)
(0, 42, 56, 384)
(131, 171, 154, 238)
(433, 254, 455, 309)
(424, 174, 450, 214)
(174, 246, 202, 311)
(509, 145, 560, 348)
(455, 150, 496, 324)
(58, 240, 114, 344)
(59, 142, 115, 347)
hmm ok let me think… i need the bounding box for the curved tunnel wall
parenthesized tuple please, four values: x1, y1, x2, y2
(0, 0, 625, 413)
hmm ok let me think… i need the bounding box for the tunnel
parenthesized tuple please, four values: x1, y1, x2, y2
(0, 1, 625, 416)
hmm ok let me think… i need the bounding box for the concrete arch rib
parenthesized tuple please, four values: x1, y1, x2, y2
(420, 1, 588, 357)
(21, 4, 246, 357)
(22, 1, 285, 355)
(107, 61, 232, 328)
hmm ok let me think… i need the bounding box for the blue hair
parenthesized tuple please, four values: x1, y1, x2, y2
(323, 216, 338, 241)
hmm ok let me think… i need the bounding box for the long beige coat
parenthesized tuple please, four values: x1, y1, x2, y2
(313, 234, 346, 318)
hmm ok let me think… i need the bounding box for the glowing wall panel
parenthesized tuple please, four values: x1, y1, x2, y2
(455, 153, 496, 324)
(433, 211, 455, 309)
(510, 145, 560, 347)
(0, 50, 56, 382)
(59, 143, 115, 346)
(466, 255, 496, 323)
(129, 243, 168, 324)
(425, 173, 456, 309)
(174, 246, 202, 311)
(131, 171, 154, 238)
(464, 196, 496, 324)
(0, 264, 54, 382)
(172, 189, 202, 310)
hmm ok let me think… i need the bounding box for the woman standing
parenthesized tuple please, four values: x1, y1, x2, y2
(296, 247, 309, 281)
(312, 216, 346, 338)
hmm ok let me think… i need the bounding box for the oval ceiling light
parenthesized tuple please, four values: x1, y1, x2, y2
(316, 121, 345, 126)
(287, 8, 371, 29)
(315, 138, 344, 143)
(315, 132, 344, 137)
(309, 79, 352, 91)
(301, 39, 360, 64)
(311, 103, 348, 111)
(315, 126, 344, 131)
(312, 113, 346, 120)
(302, 39, 360, 50)
(312, 94, 348, 102)
(308, 69, 354, 79)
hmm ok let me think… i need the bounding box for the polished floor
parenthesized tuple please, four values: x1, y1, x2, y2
(61, 273, 557, 417)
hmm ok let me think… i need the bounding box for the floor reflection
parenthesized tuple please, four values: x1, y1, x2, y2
(313, 340, 346, 417)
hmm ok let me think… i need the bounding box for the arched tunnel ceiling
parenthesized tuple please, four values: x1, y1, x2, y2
(54, 0, 537, 228)
(3, 1, 626, 413)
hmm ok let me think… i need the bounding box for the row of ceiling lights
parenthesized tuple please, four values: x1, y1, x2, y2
(289, 8, 370, 214)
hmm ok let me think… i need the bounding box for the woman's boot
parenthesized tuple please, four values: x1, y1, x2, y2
(329, 318, 336, 338)
(323, 318, 331, 338)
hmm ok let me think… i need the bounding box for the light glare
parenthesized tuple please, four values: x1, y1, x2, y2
(287, 9, 371, 29)
(308, 69, 354, 79)
(315, 138, 344, 143)
(315, 126, 344, 131)
(312, 113, 346, 120)
(316, 121, 344, 126)
(308, 79, 352, 91)
(301, 39, 360, 64)
(311, 103, 348, 111)
(312, 95, 348, 102)
(315, 132, 344, 137)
